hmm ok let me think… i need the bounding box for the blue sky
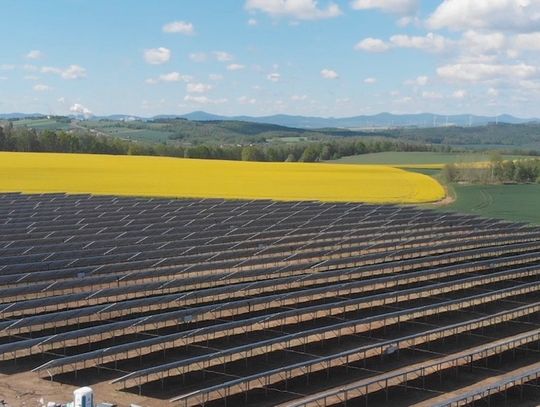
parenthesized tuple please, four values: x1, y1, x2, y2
(1, 0, 539, 117)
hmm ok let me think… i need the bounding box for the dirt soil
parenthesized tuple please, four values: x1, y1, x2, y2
(0, 371, 166, 407)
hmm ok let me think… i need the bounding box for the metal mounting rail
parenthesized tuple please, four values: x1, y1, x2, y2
(276, 328, 540, 407)
(168, 327, 540, 406)
(112, 299, 540, 393)
(414, 360, 540, 407)
(5, 262, 540, 360)
(27, 264, 540, 378)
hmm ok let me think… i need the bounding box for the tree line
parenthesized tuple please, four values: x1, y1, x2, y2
(442, 154, 540, 184)
(0, 124, 445, 162)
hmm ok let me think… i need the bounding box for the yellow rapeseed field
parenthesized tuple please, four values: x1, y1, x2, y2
(0, 152, 445, 203)
(394, 163, 445, 169)
(394, 162, 492, 170)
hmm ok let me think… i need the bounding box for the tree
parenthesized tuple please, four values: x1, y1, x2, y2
(241, 146, 265, 161)
(299, 144, 321, 162)
(285, 153, 296, 162)
(0, 126, 5, 150)
(58, 132, 80, 152)
(442, 163, 458, 182)
(354, 140, 367, 155)
(40, 130, 60, 152)
(501, 160, 515, 181)
(15, 128, 40, 152)
(185, 145, 212, 159)
(266, 147, 285, 162)
(320, 145, 333, 161)
(489, 151, 503, 182)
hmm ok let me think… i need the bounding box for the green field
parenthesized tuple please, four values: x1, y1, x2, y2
(330, 151, 526, 166)
(402, 167, 540, 225)
(440, 184, 540, 224)
(12, 118, 71, 131)
(268, 136, 308, 143)
(100, 127, 172, 142)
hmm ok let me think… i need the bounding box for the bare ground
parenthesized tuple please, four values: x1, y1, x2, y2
(0, 371, 166, 407)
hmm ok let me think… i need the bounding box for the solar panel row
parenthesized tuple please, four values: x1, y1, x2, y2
(0, 193, 539, 407)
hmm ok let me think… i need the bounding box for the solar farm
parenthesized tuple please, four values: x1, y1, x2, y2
(1, 193, 540, 407)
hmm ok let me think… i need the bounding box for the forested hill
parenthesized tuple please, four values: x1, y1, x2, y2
(390, 123, 540, 149)
(3, 116, 540, 152)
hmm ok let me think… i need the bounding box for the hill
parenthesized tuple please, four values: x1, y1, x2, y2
(2, 111, 538, 129)
(3, 116, 540, 156)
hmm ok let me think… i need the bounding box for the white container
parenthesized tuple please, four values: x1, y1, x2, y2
(74, 387, 93, 407)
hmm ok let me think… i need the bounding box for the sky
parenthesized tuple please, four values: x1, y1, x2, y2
(1, 0, 540, 118)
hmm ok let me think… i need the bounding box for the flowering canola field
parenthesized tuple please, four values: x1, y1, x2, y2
(0, 152, 445, 203)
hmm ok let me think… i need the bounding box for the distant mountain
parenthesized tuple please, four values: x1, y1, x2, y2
(171, 112, 538, 129)
(0, 113, 43, 119)
(2, 111, 538, 129)
(235, 113, 538, 129)
(100, 114, 143, 121)
(177, 111, 226, 121)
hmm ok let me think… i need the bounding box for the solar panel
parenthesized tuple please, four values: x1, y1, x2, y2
(0, 193, 539, 406)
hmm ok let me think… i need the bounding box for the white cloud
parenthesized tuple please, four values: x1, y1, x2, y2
(0, 64, 15, 70)
(320, 68, 339, 79)
(22, 64, 38, 72)
(356, 33, 454, 54)
(238, 96, 257, 104)
(245, 0, 342, 20)
(209, 73, 224, 81)
(41, 66, 62, 75)
(363, 77, 377, 84)
(227, 63, 245, 71)
(422, 91, 443, 99)
(33, 84, 52, 92)
(267, 72, 281, 82)
(23, 75, 39, 81)
(248, 18, 258, 25)
(160, 72, 192, 82)
(428, 0, 540, 32)
(506, 48, 520, 59)
(518, 80, 540, 91)
(57, 97, 65, 104)
(184, 95, 227, 104)
(0, 76, 8, 81)
(189, 52, 207, 62)
(214, 51, 233, 62)
(404, 75, 429, 86)
(397, 16, 420, 26)
(186, 82, 213, 93)
(514, 32, 540, 50)
(487, 87, 499, 97)
(389, 33, 450, 53)
(41, 64, 86, 79)
(291, 94, 308, 101)
(351, 0, 418, 15)
(146, 72, 192, 84)
(69, 103, 93, 118)
(461, 30, 506, 54)
(354, 38, 390, 52)
(143, 47, 171, 65)
(393, 96, 413, 104)
(437, 62, 537, 82)
(452, 89, 467, 99)
(62, 65, 86, 79)
(26, 50, 44, 60)
(162, 21, 195, 35)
